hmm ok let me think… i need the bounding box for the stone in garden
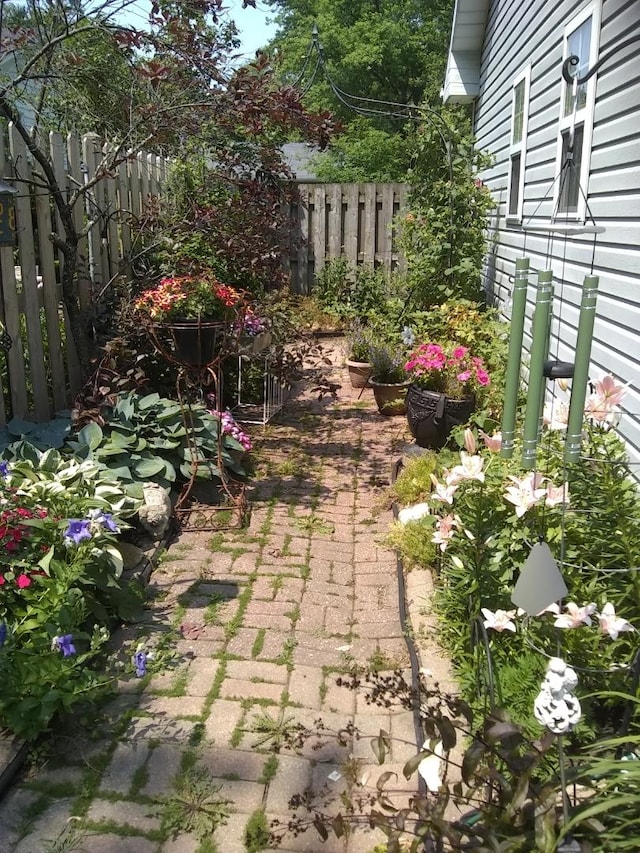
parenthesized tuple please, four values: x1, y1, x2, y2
(139, 483, 172, 538)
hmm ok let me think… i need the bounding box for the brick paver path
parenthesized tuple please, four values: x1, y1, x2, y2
(0, 341, 427, 853)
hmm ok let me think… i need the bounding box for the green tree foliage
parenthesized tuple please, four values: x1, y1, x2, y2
(400, 108, 495, 306)
(265, 0, 454, 180)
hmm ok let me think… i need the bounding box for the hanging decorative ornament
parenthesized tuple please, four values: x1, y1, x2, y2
(534, 657, 582, 734)
(511, 541, 568, 616)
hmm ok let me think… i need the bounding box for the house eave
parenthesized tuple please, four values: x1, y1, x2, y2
(442, 0, 490, 104)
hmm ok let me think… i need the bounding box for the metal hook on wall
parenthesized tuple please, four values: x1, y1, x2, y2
(561, 31, 640, 85)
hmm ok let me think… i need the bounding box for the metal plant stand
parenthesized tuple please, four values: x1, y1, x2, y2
(146, 320, 248, 532)
(233, 337, 288, 428)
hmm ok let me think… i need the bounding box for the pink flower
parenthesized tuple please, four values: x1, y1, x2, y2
(451, 346, 469, 359)
(463, 428, 476, 455)
(432, 514, 458, 552)
(16, 574, 31, 588)
(479, 430, 502, 452)
(594, 374, 627, 407)
(481, 608, 517, 632)
(504, 472, 546, 517)
(475, 369, 490, 386)
(598, 603, 635, 640)
(545, 481, 570, 508)
(457, 370, 472, 382)
(584, 393, 621, 428)
(554, 602, 596, 629)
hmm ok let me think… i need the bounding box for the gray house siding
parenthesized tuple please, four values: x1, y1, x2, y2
(470, 0, 640, 465)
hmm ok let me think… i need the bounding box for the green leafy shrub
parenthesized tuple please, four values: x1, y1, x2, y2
(389, 453, 439, 505)
(0, 445, 141, 739)
(400, 108, 495, 306)
(65, 391, 249, 494)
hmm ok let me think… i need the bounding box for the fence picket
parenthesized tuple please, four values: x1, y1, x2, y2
(9, 126, 49, 420)
(34, 136, 68, 413)
(290, 182, 407, 292)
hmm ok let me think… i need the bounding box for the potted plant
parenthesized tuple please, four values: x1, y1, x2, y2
(345, 320, 375, 388)
(368, 341, 411, 416)
(134, 274, 245, 365)
(403, 342, 490, 447)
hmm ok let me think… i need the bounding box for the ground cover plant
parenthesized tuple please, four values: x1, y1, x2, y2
(0, 444, 142, 739)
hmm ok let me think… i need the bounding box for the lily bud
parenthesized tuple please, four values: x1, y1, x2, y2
(463, 428, 476, 455)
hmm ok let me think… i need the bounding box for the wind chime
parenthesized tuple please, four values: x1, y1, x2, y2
(493, 32, 640, 851)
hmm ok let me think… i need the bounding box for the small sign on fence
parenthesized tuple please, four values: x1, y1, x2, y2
(0, 180, 18, 246)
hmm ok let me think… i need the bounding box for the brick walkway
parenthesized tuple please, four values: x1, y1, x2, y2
(0, 341, 431, 853)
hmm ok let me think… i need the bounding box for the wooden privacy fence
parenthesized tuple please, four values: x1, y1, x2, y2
(0, 124, 168, 427)
(288, 182, 408, 294)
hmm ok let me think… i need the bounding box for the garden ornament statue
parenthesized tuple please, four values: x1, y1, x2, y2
(534, 657, 582, 734)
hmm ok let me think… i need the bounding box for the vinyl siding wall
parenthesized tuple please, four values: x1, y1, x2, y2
(474, 0, 640, 465)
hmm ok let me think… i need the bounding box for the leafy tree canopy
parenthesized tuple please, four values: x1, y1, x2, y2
(264, 0, 454, 180)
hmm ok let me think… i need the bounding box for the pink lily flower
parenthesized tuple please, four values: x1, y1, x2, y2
(479, 430, 502, 452)
(598, 603, 635, 640)
(431, 514, 458, 552)
(594, 374, 627, 407)
(554, 602, 596, 629)
(543, 401, 569, 430)
(545, 481, 570, 508)
(463, 428, 476, 455)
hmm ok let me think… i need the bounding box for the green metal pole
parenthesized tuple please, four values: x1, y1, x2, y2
(521, 270, 554, 470)
(565, 275, 600, 463)
(501, 257, 530, 459)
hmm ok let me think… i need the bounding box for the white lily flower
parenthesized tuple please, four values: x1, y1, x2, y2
(481, 608, 517, 632)
(450, 451, 485, 484)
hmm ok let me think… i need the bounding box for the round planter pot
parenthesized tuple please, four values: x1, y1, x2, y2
(406, 385, 475, 448)
(161, 320, 227, 366)
(370, 379, 411, 416)
(345, 359, 373, 389)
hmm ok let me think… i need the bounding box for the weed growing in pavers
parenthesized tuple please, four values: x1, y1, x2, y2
(160, 766, 232, 842)
(201, 658, 227, 716)
(83, 818, 163, 842)
(223, 584, 253, 641)
(70, 749, 111, 815)
(244, 807, 271, 852)
(189, 722, 206, 747)
(204, 594, 224, 624)
(251, 628, 266, 658)
(293, 515, 335, 535)
(299, 563, 310, 580)
(130, 765, 150, 796)
(15, 793, 51, 838)
(42, 820, 91, 853)
(268, 575, 283, 598)
(274, 637, 297, 670)
(284, 604, 300, 626)
(229, 710, 246, 748)
(248, 710, 302, 751)
(258, 755, 279, 785)
(196, 837, 219, 853)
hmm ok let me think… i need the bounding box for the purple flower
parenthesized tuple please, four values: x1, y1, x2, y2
(52, 634, 76, 656)
(0, 461, 10, 479)
(64, 519, 92, 546)
(0, 622, 6, 647)
(88, 509, 120, 533)
(133, 650, 147, 677)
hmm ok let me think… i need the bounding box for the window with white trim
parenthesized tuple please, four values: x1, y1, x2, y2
(507, 65, 531, 222)
(553, 1, 601, 219)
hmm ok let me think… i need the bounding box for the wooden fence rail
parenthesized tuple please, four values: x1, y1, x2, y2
(0, 125, 168, 427)
(288, 182, 408, 294)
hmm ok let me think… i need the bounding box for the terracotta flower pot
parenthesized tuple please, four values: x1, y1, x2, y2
(346, 359, 373, 389)
(406, 385, 475, 448)
(370, 378, 411, 416)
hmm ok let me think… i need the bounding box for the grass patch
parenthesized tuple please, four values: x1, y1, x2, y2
(244, 807, 271, 852)
(251, 628, 266, 658)
(258, 755, 279, 785)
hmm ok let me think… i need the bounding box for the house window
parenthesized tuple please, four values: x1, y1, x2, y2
(507, 66, 530, 222)
(554, 1, 601, 219)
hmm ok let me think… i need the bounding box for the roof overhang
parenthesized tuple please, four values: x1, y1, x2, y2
(442, 0, 490, 104)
